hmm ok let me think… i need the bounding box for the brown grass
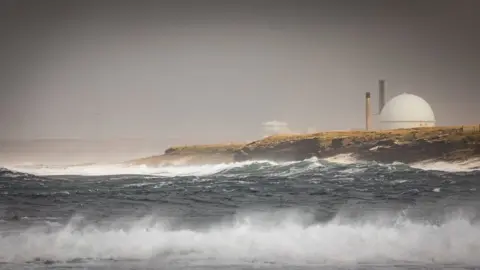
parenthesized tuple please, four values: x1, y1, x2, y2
(164, 143, 245, 155)
(246, 125, 480, 149)
(164, 125, 480, 155)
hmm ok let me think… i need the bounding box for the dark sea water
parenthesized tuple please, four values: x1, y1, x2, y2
(1, 156, 480, 270)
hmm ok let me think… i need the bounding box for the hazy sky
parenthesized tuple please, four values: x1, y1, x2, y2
(1, 0, 479, 145)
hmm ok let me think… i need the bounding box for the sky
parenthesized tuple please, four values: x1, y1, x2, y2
(1, 0, 479, 146)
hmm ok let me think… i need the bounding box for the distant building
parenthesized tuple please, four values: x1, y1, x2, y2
(262, 121, 291, 137)
(306, 127, 317, 133)
(379, 93, 436, 130)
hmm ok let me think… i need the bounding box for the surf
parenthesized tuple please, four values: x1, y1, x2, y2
(1, 209, 480, 266)
(2, 155, 480, 177)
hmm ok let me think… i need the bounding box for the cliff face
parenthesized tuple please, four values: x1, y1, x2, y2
(234, 126, 480, 163)
(130, 126, 480, 166)
(234, 138, 321, 162)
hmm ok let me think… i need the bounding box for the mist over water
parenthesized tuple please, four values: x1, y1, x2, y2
(1, 156, 480, 269)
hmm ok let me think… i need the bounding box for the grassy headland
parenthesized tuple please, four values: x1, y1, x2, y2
(164, 143, 245, 155)
(235, 125, 480, 163)
(128, 125, 480, 166)
(126, 143, 245, 166)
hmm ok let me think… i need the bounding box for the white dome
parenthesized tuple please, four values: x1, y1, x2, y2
(379, 93, 435, 130)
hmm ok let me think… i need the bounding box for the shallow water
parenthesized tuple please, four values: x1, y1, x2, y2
(1, 157, 480, 269)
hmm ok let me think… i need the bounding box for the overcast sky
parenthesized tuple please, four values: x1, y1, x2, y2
(1, 0, 479, 145)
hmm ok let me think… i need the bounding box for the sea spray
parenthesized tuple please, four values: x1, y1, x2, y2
(5, 155, 480, 178)
(410, 158, 480, 172)
(2, 155, 480, 269)
(1, 209, 480, 265)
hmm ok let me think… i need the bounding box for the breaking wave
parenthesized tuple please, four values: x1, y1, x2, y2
(2, 154, 480, 178)
(2, 160, 278, 177)
(2, 153, 480, 268)
(1, 209, 480, 266)
(410, 158, 480, 172)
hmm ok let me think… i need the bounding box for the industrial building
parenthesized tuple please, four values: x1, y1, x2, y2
(365, 80, 436, 130)
(262, 120, 291, 137)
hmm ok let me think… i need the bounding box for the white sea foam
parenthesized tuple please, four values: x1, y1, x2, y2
(274, 157, 324, 177)
(3, 155, 480, 177)
(3, 159, 323, 178)
(322, 153, 358, 165)
(410, 158, 480, 172)
(3, 160, 279, 177)
(1, 209, 480, 266)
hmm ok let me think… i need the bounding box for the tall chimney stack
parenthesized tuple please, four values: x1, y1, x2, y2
(379, 79, 386, 114)
(365, 92, 371, 131)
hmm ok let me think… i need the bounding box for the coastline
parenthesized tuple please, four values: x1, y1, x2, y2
(127, 126, 480, 166)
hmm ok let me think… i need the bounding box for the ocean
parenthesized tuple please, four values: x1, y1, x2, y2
(1, 155, 480, 269)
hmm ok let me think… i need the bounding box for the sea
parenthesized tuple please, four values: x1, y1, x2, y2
(1, 154, 480, 270)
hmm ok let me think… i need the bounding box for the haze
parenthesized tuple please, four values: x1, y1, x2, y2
(1, 0, 479, 163)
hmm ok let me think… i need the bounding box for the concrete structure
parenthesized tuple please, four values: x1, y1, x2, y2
(379, 93, 436, 130)
(378, 80, 386, 114)
(365, 92, 371, 131)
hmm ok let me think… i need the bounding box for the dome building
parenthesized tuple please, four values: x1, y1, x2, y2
(379, 93, 436, 130)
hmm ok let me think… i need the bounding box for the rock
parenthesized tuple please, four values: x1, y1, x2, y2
(231, 127, 480, 163)
(138, 126, 480, 166)
(331, 138, 344, 149)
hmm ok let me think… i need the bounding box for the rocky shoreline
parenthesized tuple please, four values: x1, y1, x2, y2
(128, 126, 480, 166)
